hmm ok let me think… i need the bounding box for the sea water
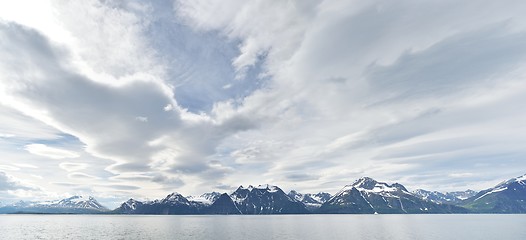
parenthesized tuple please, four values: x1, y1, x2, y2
(0, 214, 525, 240)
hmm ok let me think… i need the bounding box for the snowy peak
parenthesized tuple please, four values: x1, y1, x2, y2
(413, 189, 476, 204)
(12, 200, 30, 208)
(288, 190, 331, 204)
(187, 192, 221, 205)
(255, 184, 279, 192)
(122, 198, 142, 211)
(237, 185, 252, 191)
(351, 177, 378, 189)
(288, 190, 331, 210)
(237, 184, 281, 193)
(0, 196, 108, 213)
(320, 177, 467, 214)
(311, 192, 332, 203)
(462, 173, 526, 213)
(229, 184, 308, 214)
(232, 184, 286, 200)
(449, 190, 477, 200)
(476, 173, 526, 201)
(516, 174, 526, 182)
(497, 173, 526, 188)
(161, 192, 190, 205)
(200, 192, 221, 202)
(413, 189, 449, 203)
(343, 177, 408, 194)
(113, 193, 197, 214)
(55, 195, 105, 210)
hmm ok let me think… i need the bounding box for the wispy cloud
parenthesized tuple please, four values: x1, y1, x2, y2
(25, 144, 80, 159)
(0, 0, 525, 202)
(59, 162, 88, 172)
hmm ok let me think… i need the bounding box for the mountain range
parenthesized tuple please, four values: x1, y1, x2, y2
(319, 177, 467, 214)
(412, 189, 477, 204)
(0, 195, 107, 214)
(2, 174, 526, 214)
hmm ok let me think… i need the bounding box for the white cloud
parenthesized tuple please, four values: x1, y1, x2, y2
(0, 14, 245, 197)
(25, 144, 80, 159)
(0, 165, 20, 171)
(59, 162, 89, 172)
(176, 0, 526, 193)
(13, 163, 38, 169)
(68, 172, 99, 180)
(0, 171, 33, 191)
(163, 104, 173, 112)
(0, 105, 61, 140)
(134, 116, 148, 122)
(1, 0, 526, 201)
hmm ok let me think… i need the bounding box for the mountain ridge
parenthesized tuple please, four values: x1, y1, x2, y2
(2, 174, 526, 214)
(0, 195, 107, 214)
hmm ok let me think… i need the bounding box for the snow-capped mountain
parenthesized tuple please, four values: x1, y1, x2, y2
(161, 192, 191, 206)
(7, 173, 526, 215)
(319, 177, 467, 214)
(55, 196, 107, 210)
(288, 190, 331, 210)
(117, 198, 144, 213)
(187, 192, 221, 206)
(448, 190, 478, 200)
(0, 196, 108, 214)
(113, 192, 197, 214)
(462, 174, 526, 213)
(413, 189, 477, 204)
(225, 184, 309, 214)
(115, 186, 309, 215)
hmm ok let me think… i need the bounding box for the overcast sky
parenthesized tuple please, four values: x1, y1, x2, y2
(1, 0, 526, 208)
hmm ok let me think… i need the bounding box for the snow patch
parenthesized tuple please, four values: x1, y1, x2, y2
(474, 187, 508, 201)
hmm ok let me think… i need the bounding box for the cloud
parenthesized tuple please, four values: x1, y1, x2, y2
(59, 162, 88, 172)
(0, 10, 261, 180)
(134, 116, 148, 122)
(68, 172, 100, 180)
(0, 172, 32, 191)
(214, 183, 236, 191)
(284, 173, 319, 181)
(0, 165, 20, 171)
(1, 0, 526, 200)
(175, 0, 526, 192)
(25, 144, 80, 159)
(0, 105, 61, 140)
(366, 24, 526, 103)
(151, 174, 184, 188)
(100, 185, 141, 191)
(13, 164, 38, 169)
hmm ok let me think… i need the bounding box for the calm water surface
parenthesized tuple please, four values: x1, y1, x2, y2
(0, 214, 525, 240)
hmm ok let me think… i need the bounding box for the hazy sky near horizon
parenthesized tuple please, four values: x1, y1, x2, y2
(1, 0, 526, 207)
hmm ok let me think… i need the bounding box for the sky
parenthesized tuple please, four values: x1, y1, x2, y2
(1, 0, 526, 208)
